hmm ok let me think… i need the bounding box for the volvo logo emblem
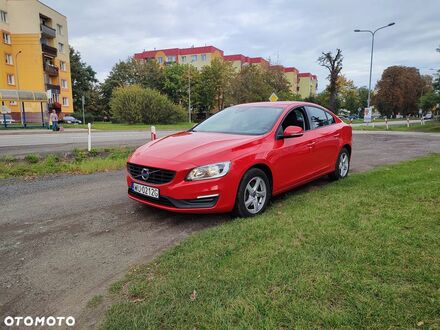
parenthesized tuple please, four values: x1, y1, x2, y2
(141, 168, 150, 180)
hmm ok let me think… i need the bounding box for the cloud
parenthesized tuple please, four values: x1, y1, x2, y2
(43, 0, 440, 90)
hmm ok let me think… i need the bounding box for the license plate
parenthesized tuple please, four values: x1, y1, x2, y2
(132, 182, 159, 199)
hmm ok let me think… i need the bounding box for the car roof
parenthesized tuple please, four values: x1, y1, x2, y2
(234, 101, 326, 110)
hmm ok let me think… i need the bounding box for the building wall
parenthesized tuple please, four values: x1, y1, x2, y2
(298, 75, 317, 99)
(283, 71, 298, 94)
(0, 0, 73, 122)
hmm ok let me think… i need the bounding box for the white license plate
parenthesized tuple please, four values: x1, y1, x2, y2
(132, 182, 159, 199)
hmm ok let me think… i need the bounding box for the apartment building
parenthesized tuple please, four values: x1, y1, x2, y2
(0, 0, 72, 123)
(134, 46, 224, 71)
(134, 45, 317, 99)
(298, 73, 318, 98)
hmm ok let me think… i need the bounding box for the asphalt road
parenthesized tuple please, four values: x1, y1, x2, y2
(0, 132, 439, 328)
(0, 130, 173, 156)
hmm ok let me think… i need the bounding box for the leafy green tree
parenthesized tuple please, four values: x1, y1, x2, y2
(163, 63, 187, 105)
(228, 65, 271, 104)
(69, 46, 97, 113)
(263, 67, 294, 101)
(419, 92, 439, 112)
(318, 49, 343, 112)
(101, 58, 165, 115)
(110, 85, 186, 124)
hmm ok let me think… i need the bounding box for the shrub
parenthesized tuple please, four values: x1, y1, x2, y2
(110, 85, 186, 124)
(24, 154, 39, 164)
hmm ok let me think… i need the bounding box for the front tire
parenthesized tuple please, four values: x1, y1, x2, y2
(329, 147, 350, 180)
(234, 168, 271, 217)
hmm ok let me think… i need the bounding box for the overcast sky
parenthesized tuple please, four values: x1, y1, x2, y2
(44, 0, 440, 91)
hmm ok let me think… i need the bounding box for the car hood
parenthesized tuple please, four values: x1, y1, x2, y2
(130, 131, 262, 166)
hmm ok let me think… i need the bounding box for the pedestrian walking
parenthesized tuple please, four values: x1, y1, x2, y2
(50, 110, 58, 131)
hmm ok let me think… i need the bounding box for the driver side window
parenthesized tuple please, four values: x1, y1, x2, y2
(281, 107, 309, 131)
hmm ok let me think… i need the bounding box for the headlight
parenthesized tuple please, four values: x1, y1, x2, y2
(186, 161, 231, 181)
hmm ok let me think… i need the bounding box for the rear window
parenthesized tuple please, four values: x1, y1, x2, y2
(307, 107, 329, 129)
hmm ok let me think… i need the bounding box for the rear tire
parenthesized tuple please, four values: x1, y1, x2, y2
(234, 168, 271, 217)
(329, 147, 350, 180)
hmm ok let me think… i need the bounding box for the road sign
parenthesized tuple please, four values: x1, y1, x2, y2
(364, 107, 372, 123)
(269, 93, 278, 102)
(1, 105, 11, 114)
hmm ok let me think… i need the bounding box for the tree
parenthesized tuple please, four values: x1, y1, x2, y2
(110, 85, 186, 124)
(69, 46, 97, 113)
(374, 66, 425, 117)
(263, 66, 295, 101)
(419, 92, 439, 112)
(101, 58, 165, 115)
(227, 65, 271, 104)
(318, 49, 343, 112)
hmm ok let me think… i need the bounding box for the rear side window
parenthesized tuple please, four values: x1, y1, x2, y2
(307, 107, 329, 129)
(325, 111, 336, 125)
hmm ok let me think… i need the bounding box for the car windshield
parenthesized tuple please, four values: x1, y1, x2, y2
(192, 106, 284, 135)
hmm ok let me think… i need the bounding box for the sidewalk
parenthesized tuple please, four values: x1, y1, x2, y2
(0, 128, 88, 135)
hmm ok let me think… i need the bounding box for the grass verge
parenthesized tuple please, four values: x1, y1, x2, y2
(63, 121, 194, 131)
(102, 154, 440, 329)
(352, 120, 440, 133)
(0, 147, 132, 179)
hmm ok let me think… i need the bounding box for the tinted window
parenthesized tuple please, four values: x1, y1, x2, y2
(325, 111, 336, 125)
(307, 107, 328, 129)
(192, 106, 284, 135)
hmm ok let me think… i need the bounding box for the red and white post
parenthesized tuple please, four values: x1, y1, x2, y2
(406, 116, 410, 127)
(385, 117, 389, 130)
(150, 125, 157, 141)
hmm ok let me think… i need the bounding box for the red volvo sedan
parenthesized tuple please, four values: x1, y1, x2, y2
(127, 102, 352, 217)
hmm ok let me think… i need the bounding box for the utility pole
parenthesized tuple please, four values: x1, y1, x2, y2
(81, 95, 85, 124)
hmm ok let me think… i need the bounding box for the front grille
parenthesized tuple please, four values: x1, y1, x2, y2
(127, 163, 176, 185)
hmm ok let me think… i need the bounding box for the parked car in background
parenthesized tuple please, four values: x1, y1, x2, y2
(0, 114, 15, 125)
(348, 115, 359, 120)
(423, 112, 433, 120)
(127, 101, 352, 217)
(62, 116, 82, 124)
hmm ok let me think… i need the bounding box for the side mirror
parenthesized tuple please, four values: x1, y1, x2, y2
(283, 125, 304, 138)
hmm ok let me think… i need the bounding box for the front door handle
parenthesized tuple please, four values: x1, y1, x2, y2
(307, 142, 316, 148)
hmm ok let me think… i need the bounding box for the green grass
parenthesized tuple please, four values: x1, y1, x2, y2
(352, 120, 440, 133)
(87, 295, 104, 309)
(341, 118, 404, 124)
(0, 147, 133, 179)
(63, 121, 194, 131)
(102, 155, 440, 329)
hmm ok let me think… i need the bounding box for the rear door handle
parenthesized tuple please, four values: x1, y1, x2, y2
(307, 142, 316, 148)
(333, 133, 340, 138)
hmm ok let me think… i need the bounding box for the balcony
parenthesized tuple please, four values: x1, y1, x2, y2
(41, 43, 57, 57)
(44, 63, 59, 76)
(41, 24, 56, 38)
(46, 83, 60, 94)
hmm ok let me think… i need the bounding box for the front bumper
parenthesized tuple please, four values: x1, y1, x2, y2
(126, 172, 238, 214)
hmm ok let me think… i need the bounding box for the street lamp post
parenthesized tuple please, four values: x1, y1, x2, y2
(15, 50, 26, 128)
(354, 22, 395, 109)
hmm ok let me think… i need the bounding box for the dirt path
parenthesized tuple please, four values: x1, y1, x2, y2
(0, 132, 439, 328)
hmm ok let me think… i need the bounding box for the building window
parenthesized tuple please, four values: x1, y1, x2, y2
(9, 101, 17, 106)
(3, 32, 11, 44)
(6, 74, 14, 85)
(191, 54, 197, 62)
(60, 61, 66, 71)
(58, 42, 64, 53)
(56, 24, 63, 36)
(181, 56, 186, 63)
(201, 54, 207, 61)
(5, 53, 13, 65)
(62, 97, 69, 106)
(157, 57, 163, 64)
(167, 55, 176, 62)
(0, 10, 7, 23)
(61, 79, 68, 89)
